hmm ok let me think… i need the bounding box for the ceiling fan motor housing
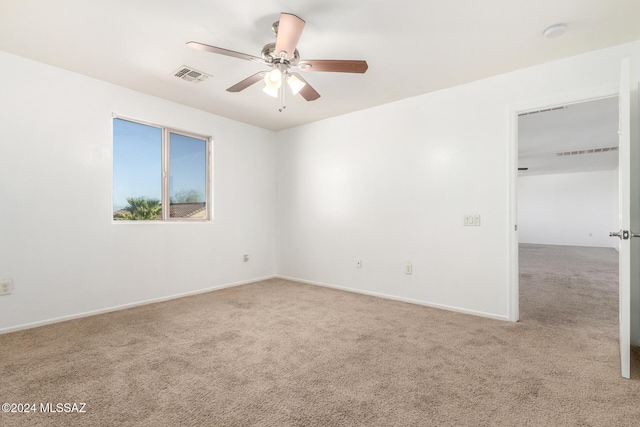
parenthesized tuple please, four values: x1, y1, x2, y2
(261, 42, 300, 65)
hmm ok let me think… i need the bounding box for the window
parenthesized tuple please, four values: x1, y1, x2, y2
(113, 117, 210, 221)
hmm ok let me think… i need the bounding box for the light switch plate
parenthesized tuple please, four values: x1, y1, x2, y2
(464, 215, 481, 226)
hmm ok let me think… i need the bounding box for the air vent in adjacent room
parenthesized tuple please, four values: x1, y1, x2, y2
(518, 106, 567, 116)
(555, 146, 618, 156)
(173, 66, 211, 83)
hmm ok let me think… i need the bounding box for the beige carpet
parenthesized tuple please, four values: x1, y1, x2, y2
(1, 244, 639, 426)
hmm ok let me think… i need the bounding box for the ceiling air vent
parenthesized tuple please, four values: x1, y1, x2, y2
(556, 146, 618, 156)
(518, 106, 567, 116)
(173, 66, 211, 83)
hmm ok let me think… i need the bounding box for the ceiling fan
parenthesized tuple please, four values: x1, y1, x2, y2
(187, 12, 368, 111)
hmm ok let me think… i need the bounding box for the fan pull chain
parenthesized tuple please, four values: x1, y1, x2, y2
(279, 75, 287, 112)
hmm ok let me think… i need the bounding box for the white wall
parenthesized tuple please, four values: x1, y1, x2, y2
(276, 84, 512, 319)
(518, 170, 618, 248)
(0, 51, 278, 332)
(277, 40, 640, 326)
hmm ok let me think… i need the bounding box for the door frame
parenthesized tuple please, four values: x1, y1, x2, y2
(507, 86, 620, 323)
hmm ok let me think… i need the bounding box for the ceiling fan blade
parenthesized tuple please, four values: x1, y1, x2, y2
(186, 41, 265, 64)
(274, 13, 305, 61)
(290, 73, 320, 101)
(227, 72, 267, 92)
(298, 60, 368, 73)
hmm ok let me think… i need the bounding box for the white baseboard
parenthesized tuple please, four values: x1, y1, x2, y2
(276, 275, 510, 322)
(0, 275, 276, 335)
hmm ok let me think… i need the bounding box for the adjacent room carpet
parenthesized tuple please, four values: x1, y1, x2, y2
(1, 244, 639, 426)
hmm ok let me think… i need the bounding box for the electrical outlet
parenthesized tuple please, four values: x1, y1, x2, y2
(356, 259, 362, 268)
(405, 263, 412, 275)
(243, 254, 250, 262)
(0, 280, 13, 296)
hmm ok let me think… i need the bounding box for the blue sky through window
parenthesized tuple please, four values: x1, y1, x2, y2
(113, 118, 162, 211)
(169, 133, 207, 204)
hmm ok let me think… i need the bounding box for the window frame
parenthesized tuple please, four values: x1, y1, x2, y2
(112, 115, 212, 222)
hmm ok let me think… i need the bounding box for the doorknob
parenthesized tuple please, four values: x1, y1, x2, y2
(610, 230, 639, 239)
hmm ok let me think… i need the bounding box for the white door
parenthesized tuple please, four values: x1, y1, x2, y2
(612, 57, 631, 379)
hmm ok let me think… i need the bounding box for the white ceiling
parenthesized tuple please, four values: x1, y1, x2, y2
(1, 0, 639, 131)
(518, 97, 619, 176)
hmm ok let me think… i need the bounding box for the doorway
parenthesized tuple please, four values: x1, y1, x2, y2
(515, 96, 620, 327)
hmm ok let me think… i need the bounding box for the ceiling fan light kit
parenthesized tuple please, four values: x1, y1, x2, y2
(263, 68, 282, 94)
(287, 74, 306, 95)
(187, 12, 368, 112)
